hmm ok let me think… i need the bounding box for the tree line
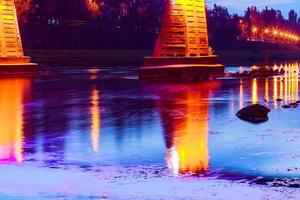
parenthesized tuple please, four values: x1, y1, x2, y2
(207, 4, 300, 44)
(15, 1, 300, 48)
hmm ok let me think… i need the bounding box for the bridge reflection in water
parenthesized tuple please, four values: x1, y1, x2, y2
(155, 82, 220, 175)
(239, 63, 299, 109)
(90, 85, 101, 152)
(0, 63, 298, 175)
(0, 78, 30, 163)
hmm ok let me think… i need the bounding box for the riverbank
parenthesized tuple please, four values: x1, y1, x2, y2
(25, 49, 150, 67)
(216, 50, 300, 66)
(25, 49, 300, 67)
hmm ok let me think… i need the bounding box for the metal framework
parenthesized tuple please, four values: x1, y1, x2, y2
(154, 0, 209, 57)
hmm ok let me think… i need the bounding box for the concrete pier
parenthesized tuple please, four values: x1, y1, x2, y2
(139, 0, 224, 81)
(140, 56, 224, 81)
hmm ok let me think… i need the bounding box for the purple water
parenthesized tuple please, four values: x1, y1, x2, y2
(0, 65, 300, 199)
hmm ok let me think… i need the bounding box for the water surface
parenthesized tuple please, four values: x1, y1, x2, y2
(1, 65, 300, 199)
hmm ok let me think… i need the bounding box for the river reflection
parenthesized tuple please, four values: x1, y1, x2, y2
(239, 63, 299, 109)
(0, 78, 30, 163)
(90, 85, 100, 152)
(154, 82, 220, 175)
(154, 72, 299, 176)
(0, 64, 300, 183)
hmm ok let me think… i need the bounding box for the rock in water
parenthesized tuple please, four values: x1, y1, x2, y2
(282, 102, 299, 109)
(236, 104, 271, 123)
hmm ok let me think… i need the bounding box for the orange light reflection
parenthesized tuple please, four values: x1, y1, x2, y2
(0, 78, 29, 163)
(90, 86, 100, 152)
(157, 82, 219, 175)
(239, 63, 299, 108)
(252, 78, 258, 104)
(239, 79, 244, 109)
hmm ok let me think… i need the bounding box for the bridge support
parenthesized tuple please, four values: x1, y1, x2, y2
(0, 0, 37, 75)
(140, 0, 223, 81)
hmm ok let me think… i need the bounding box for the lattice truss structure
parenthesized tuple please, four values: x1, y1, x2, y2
(155, 0, 209, 57)
(0, 0, 24, 58)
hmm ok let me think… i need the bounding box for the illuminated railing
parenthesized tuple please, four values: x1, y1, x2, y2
(239, 23, 300, 44)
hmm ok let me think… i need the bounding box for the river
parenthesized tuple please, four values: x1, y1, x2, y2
(0, 64, 300, 199)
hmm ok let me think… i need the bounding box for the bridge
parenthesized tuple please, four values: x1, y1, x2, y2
(0, 0, 223, 79)
(0, 0, 36, 69)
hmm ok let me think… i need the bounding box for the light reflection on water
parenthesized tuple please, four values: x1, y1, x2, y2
(0, 63, 300, 180)
(90, 86, 100, 152)
(156, 82, 220, 175)
(242, 63, 299, 109)
(0, 78, 30, 163)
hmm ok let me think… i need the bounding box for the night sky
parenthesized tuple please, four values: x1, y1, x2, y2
(207, 0, 300, 18)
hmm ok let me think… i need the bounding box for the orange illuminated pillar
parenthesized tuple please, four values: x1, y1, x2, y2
(141, 0, 223, 80)
(0, 0, 23, 57)
(0, 0, 36, 67)
(155, 0, 209, 57)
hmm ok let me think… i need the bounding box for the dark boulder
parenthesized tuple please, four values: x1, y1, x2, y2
(282, 105, 290, 109)
(236, 104, 271, 123)
(290, 102, 299, 108)
(282, 102, 299, 109)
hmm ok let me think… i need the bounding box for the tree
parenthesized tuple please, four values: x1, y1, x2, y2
(245, 6, 264, 40)
(15, 0, 35, 22)
(289, 10, 298, 25)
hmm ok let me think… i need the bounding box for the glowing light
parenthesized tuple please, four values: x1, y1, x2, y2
(279, 77, 283, 100)
(261, 63, 299, 107)
(251, 65, 258, 70)
(239, 79, 244, 109)
(252, 27, 258, 33)
(0, 78, 29, 163)
(264, 29, 269, 34)
(0, 0, 24, 58)
(174, 94, 209, 174)
(86, 0, 102, 18)
(273, 77, 278, 109)
(90, 86, 100, 152)
(252, 78, 258, 104)
(154, 0, 209, 57)
(242, 25, 300, 44)
(264, 78, 269, 102)
(160, 82, 220, 175)
(286, 63, 299, 101)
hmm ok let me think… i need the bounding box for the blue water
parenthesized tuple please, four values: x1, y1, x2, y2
(0, 65, 300, 199)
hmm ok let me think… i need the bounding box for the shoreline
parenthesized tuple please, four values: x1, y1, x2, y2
(24, 49, 300, 68)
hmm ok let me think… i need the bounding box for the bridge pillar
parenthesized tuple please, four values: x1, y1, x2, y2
(140, 0, 224, 81)
(0, 0, 37, 74)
